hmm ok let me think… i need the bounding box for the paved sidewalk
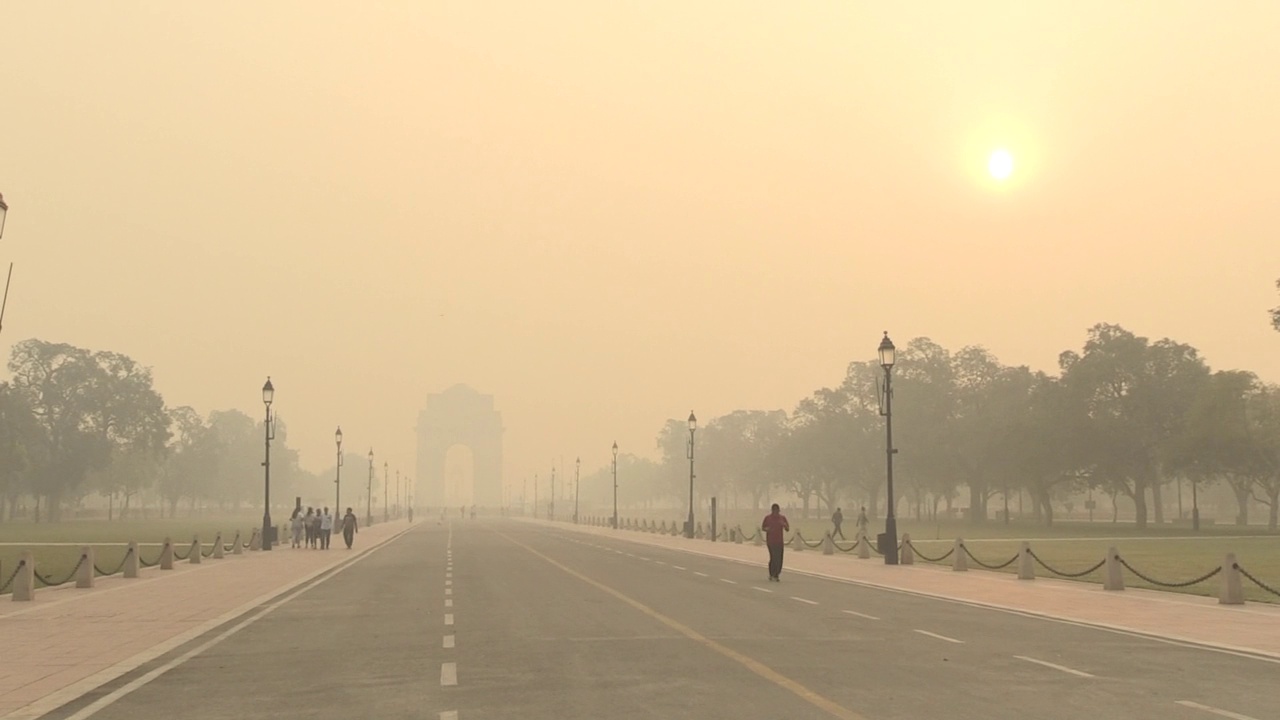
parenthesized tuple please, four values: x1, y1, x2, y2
(524, 519, 1280, 661)
(0, 519, 417, 719)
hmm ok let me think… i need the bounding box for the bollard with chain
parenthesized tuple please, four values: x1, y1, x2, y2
(76, 546, 95, 588)
(1103, 546, 1124, 591)
(857, 531, 871, 559)
(1219, 553, 1244, 605)
(160, 538, 175, 570)
(124, 541, 140, 578)
(900, 534, 914, 565)
(1017, 541, 1035, 580)
(735, 526, 744, 545)
(952, 539, 968, 572)
(11, 551, 35, 601)
(232, 530, 244, 555)
(249, 528, 262, 551)
(213, 532, 225, 559)
(823, 532, 835, 556)
(792, 534, 804, 552)
(190, 536, 202, 565)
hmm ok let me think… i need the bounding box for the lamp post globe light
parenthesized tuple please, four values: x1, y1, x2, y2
(686, 411, 697, 539)
(261, 378, 276, 550)
(878, 332, 899, 565)
(366, 449, 374, 527)
(574, 456, 581, 524)
(334, 426, 343, 518)
(611, 441, 619, 530)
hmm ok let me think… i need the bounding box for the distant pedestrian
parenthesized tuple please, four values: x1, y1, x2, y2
(303, 508, 315, 548)
(832, 507, 846, 540)
(290, 510, 304, 548)
(320, 507, 333, 549)
(856, 506, 870, 537)
(761, 503, 790, 582)
(310, 509, 322, 548)
(341, 507, 358, 549)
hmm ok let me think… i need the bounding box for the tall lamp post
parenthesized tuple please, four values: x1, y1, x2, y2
(334, 427, 343, 515)
(261, 378, 275, 550)
(550, 465, 556, 521)
(366, 449, 374, 527)
(686, 411, 697, 538)
(573, 457, 581, 524)
(396, 469, 401, 519)
(0, 193, 12, 338)
(611, 441, 619, 530)
(878, 332, 899, 565)
(383, 461, 389, 523)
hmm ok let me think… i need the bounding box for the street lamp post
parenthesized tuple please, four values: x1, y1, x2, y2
(366, 449, 374, 527)
(574, 457, 580, 524)
(611, 441, 619, 530)
(878, 332, 899, 565)
(550, 465, 556, 521)
(534, 473, 539, 519)
(261, 378, 275, 551)
(0, 193, 13, 338)
(396, 469, 401, 519)
(383, 461, 389, 523)
(686, 411, 697, 539)
(335, 427, 343, 517)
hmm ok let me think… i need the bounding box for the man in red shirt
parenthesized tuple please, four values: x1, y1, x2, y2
(761, 503, 790, 582)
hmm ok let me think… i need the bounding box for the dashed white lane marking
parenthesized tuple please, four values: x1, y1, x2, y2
(1013, 655, 1094, 678)
(720, 578, 737, 584)
(914, 629, 963, 644)
(672, 565, 686, 570)
(842, 610, 880, 620)
(655, 560, 667, 565)
(445, 613, 454, 626)
(446, 573, 453, 578)
(1175, 701, 1260, 720)
(638, 557, 651, 561)
(440, 662, 457, 686)
(751, 586, 773, 593)
(693, 571, 709, 577)
(440, 711, 458, 720)
(446, 588, 453, 595)
(445, 599, 453, 607)
(446, 579, 453, 586)
(790, 596, 818, 605)
(443, 635, 455, 649)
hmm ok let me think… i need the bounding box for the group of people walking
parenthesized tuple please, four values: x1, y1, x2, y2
(291, 506, 359, 549)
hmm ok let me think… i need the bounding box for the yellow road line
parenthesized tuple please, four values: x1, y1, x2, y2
(496, 530, 868, 720)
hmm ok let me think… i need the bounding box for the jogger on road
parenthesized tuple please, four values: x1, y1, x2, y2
(762, 503, 790, 582)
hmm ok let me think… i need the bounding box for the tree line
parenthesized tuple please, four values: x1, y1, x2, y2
(576, 321, 1280, 530)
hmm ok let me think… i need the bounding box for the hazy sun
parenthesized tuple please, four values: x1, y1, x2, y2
(988, 149, 1014, 181)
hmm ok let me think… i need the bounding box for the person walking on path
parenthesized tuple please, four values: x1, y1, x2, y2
(856, 506, 870, 538)
(290, 510, 305, 548)
(303, 508, 315, 548)
(341, 507, 359, 549)
(831, 507, 846, 540)
(320, 507, 333, 549)
(761, 503, 790, 582)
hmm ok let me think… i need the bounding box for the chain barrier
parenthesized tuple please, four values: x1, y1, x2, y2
(0, 559, 24, 593)
(201, 544, 217, 558)
(906, 541, 955, 563)
(1116, 556, 1221, 588)
(1027, 550, 1106, 579)
(35, 554, 87, 587)
(834, 540, 858, 553)
(138, 548, 162, 568)
(172, 544, 192, 561)
(94, 547, 133, 577)
(1235, 563, 1280, 598)
(961, 545, 1019, 570)
(795, 534, 824, 549)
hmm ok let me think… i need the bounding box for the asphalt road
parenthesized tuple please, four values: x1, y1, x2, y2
(40, 520, 1278, 720)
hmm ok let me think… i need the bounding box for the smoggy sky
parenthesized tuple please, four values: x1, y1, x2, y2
(2, 2, 1278, 491)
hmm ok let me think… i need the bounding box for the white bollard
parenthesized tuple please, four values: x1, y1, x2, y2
(190, 536, 202, 564)
(160, 538, 175, 570)
(213, 532, 225, 559)
(249, 528, 262, 551)
(952, 539, 968, 571)
(823, 532, 835, 556)
(857, 531, 871, 559)
(1219, 553, 1244, 605)
(754, 529, 763, 547)
(900, 534, 914, 565)
(792, 534, 804, 552)
(11, 550, 35, 602)
(735, 526, 744, 545)
(1103, 546, 1124, 591)
(232, 531, 244, 555)
(124, 541, 140, 578)
(76, 546, 95, 588)
(1017, 541, 1034, 580)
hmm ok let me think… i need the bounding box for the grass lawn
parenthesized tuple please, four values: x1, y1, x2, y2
(0, 517, 264, 592)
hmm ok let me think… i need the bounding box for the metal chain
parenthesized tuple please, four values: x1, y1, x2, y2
(1235, 563, 1280, 598)
(138, 548, 162, 567)
(961, 545, 1019, 570)
(94, 548, 132, 577)
(1027, 550, 1106, 579)
(906, 541, 955, 563)
(834, 540, 858, 553)
(795, 533, 824, 549)
(35, 554, 87, 587)
(172, 543, 192, 561)
(0, 559, 24, 593)
(201, 544, 217, 558)
(1117, 557, 1221, 588)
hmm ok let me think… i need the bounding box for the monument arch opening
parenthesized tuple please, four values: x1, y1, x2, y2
(416, 385, 503, 509)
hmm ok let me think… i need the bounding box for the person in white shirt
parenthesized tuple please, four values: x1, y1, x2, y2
(320, 508, 334, 550)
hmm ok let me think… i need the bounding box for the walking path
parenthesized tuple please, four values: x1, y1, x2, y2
(0, 520, 416, 719)
(525, 519, 1280, 661)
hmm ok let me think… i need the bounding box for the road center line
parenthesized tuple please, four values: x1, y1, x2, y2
(443, 635, 455, 649)
(914, 629, 964, 644)
(440, 711, 458, 720)
(1174, 701, 1260, 720)
(752, 586, 773, 594)
(790, 597, 819, 605)
(495, 529, 868, 720)
(445, 613, 454, 626)
(693, 571, 709, 577)
(446, 588, 452, 595)
(1013, 655, 1094, 678)
(440, 662, 457, 686)
(446, 579, 452, 586)
(842, 610, 880, 620)
(445, 599, 453, 607)
(672, 565, 686, 570)
(720, 578, 737, 584)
